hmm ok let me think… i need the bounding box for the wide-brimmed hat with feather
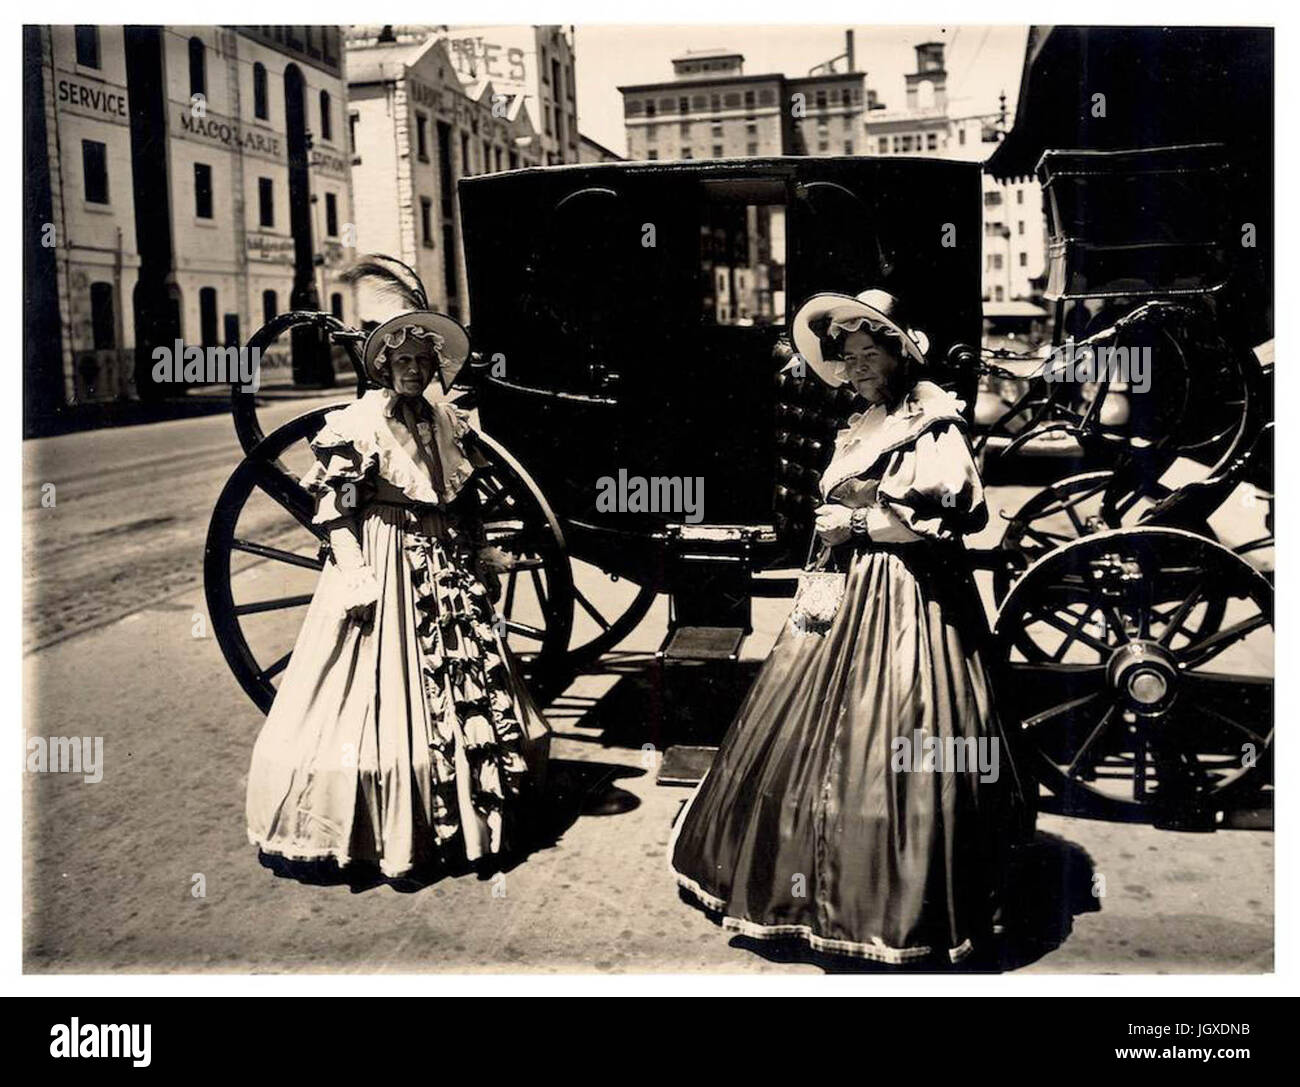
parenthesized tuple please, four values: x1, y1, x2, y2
(340, 254, 471, 393)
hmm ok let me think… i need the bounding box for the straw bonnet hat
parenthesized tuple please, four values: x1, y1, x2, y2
(791, 289, 930, 387)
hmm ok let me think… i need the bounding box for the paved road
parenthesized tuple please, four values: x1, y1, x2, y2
(21, 409, 1274, 973)
(22, 395, 350, 652)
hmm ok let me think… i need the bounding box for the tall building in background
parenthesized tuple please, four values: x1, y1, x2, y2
(619, 32, 868, 162)
(349, 24, 579, 165)
(442, 25, 579, 165)
(346, 33, 540, 323)
(25, 23, 357, 415)
(866, 40, 1046, 302)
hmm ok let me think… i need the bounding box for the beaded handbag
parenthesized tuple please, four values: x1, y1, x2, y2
(788, 532, 846, 637)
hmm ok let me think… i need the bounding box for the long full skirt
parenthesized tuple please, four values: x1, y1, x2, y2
(670, 542, 1031, 963)
(246, 502, 549, 878)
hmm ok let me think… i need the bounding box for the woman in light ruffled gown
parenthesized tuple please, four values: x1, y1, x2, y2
(246, 258, 549, 880)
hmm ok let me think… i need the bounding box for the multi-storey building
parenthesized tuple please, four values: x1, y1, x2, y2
(866, 40, 1046, 302)
(346, 33, 540, 323)
(24, 24, 359, 420)
(348, 24, 580, 166)
(619, 36, 866, 163)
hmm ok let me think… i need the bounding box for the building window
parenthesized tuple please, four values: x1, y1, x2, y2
(844, 140, 854, 154)
(1018, 220, 1025, 235)
(646, 149, 658, 160)
(258, 177, 274, 226)
(710, 122, 722, 137)
(349, 110, 360, 156)
(1019, 252, 1028, 267)
(712, 144, 723, 157)
(646, 124, 657, 140)
(416, 113, 429, 161)
(437, 121, 454, 214)
(253, 63, 268, 119)
(842, 88, 851, 107)
(199, 287, 218, 347)
(420, 197, 433, 246)
(330, 292, 344, 319)
(90, 282, 114, 349)
(818, 140, 829, 153)
(984, 191, 1003, 207)
(991, 254, 1004, 270)
(319, 90, 332, 142)
(460, 133, 472, 176)
(1017, 189, 1025, 204)
(994, 285, 1005, 301)
(815, 90, 828, 111)
(679, 121, 690, 137)
(959, 127, 967, 145)
(645, 100, 656, 118)
(262, 290, 278, 325)
(878, 137, 888, 153)
(194, 163, 213, 219)
(325, 191, 338, 236)
(680, 148, 692, 159)
(483, 139, 492, 172)
(75, 26, 100, 69)
(746, 142, 758, 155)
(927, 133, 938, 150)
(494, 146, 503, 172)
(679, 96, 688, 113)
(188, 37, 206, 99)
(223, 313, 240, 348)
(81, 140, 108, 204)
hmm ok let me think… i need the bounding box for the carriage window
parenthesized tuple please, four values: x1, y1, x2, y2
(698, 199, 787, 327)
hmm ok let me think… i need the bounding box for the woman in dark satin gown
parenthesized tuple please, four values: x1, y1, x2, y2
(670, 289, 1032, 965)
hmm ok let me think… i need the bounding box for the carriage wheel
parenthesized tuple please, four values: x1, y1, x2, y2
(993, 528, 1272, 822)
(993, 470, 1217, 612)
(205, 409, 577, 714)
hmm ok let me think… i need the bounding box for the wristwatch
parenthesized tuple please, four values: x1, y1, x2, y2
(849, 507, 871, 536)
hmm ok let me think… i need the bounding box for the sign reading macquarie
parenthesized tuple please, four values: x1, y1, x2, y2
(175, 103, 284, 160)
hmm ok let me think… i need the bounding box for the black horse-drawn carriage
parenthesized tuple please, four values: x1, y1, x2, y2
(205, 148, 1271, 828)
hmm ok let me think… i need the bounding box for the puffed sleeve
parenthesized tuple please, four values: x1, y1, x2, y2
(864, 422, 988, 543)
(299, 413, 379, 529)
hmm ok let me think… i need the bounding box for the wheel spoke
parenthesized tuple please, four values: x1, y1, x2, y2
(1065, 704, 1120, 778)
(258, 651, 292, 682)
(503, 619, 546, 641)
(574, 586, 613, 631)
(1157, 581, 1205, 646)
(1035, 605, 1114, 658)
(1023, 689, 1104, 729)
(234, 593, 314, 616)
(232, 538, 324, 571)
(1180, 612, 1269, 669)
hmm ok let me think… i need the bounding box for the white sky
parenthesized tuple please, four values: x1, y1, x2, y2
(575, 24, 1030, 155)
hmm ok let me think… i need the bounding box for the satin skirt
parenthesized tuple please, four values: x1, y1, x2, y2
(670, 542, 1031, 963)
(246, 502, 549, 878)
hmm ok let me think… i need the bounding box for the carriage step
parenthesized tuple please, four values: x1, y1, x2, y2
(657, 744, 719, 786)
(659, 625, 746, 662)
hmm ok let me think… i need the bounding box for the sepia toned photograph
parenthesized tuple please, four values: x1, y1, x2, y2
(22, 17, 1273, 979)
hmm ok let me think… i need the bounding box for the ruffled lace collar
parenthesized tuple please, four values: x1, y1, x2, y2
(313, 388, 484, 507)
(820, 381, 967, 499)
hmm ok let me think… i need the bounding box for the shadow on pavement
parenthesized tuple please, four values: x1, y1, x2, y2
(256, 756, 646, 895)
(714, 831, 1099, 974)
